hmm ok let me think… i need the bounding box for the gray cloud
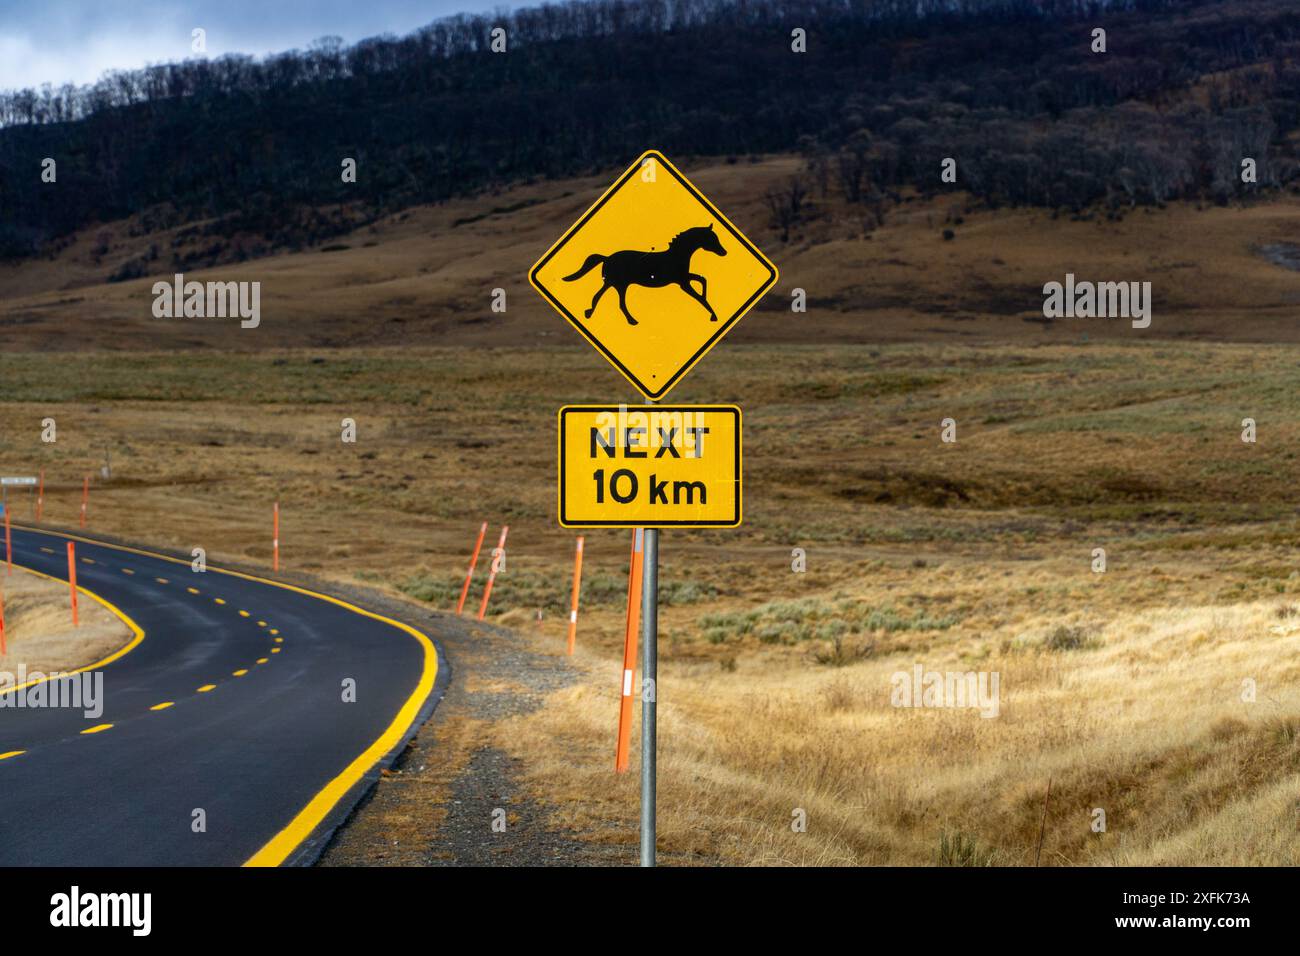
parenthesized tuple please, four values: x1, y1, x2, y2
(0, 0, 508, 90)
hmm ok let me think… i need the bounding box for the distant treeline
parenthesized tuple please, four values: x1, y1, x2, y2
(0, 0, 1296, 260)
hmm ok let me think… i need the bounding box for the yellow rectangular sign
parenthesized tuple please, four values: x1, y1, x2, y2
(558, 405, 741, 528)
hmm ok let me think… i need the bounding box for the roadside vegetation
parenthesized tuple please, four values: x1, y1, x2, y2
(0, 570, 127, 675)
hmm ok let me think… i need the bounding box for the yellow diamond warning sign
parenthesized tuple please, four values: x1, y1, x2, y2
(530, 151, 778, 400)
(558, 405, 741, 528)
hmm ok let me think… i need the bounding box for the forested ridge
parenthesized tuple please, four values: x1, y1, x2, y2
(1, 0, 1297, 263)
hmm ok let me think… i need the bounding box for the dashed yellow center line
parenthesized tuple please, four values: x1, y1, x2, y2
(257, 621, 267, 627)
(121, 568, 134, 575)
(39, 547, 54, 554)
(238, 610, 250, 618)
(269, 629, 279, 636)
(156, 577, 169, 584)
(81, 557, 94, 565)
(80, 724, 113, 735)
(256, 658, 269, 664)
(0, 750, 26, 760)
(150, 702, 175, 711)
(214, 598, 226, 605)
(232, 669, 248, 677)
(274, 637, 283, 643)
(197, 684, 216, 693)
(270, 648, 281, 654)
(187, 587, 200, 595)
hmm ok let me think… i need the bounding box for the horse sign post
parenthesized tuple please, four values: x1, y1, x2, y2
(531, 151, 776, 867)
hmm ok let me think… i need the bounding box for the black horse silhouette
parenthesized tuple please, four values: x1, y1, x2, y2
(561, 224, 727, 326)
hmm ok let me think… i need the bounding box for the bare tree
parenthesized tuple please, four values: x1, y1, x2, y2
(765, 175, 808, 243)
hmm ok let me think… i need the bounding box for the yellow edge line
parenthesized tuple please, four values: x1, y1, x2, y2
(9, 523, 439, 868)
(0, 565, 146, 696)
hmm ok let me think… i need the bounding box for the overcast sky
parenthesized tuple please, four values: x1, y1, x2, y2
(0, 0, 511, 90)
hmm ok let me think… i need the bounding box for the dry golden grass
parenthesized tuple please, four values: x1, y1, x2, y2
(1, 340, 1295, 863)
(483, 594, 1300, 866)
(0, 568, 129, 674)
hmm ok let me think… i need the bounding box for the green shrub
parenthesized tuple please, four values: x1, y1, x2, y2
(934, 830, 998, 867)
(1044, 624, 1094, 651)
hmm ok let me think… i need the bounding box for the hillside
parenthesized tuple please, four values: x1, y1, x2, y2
(2, 0, 1299, 262)
(1, 154, 1298, 349)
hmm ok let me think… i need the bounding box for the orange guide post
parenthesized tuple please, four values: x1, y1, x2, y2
(475, 525, 509, 621)
(79, 475, 88, 528)
(273, 501, 280, 572)
(4, 505, 10, 576)
(566, 536, 585, 655)
(36, 469, 44, 522)
(615, 528, 645, 773)
(456, 522, 488, 615)
(67, 542, 79, 627)
(0, 587, 7, 655)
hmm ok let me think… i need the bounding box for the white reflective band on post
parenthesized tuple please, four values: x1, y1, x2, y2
(622, 669, 634, 697)
(570, 610, 578, 623)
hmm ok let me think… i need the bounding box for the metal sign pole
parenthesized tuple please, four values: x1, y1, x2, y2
(640, 525, 658, 867)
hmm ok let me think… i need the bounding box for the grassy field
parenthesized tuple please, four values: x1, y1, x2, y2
(1, 341, 1298, 863)
(0, 567, 127, 675)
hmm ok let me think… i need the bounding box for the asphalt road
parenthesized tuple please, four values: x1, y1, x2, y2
(0, 525, 441, 866)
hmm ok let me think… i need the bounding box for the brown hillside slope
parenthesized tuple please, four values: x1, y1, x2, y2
(1, 155, 1297, 351)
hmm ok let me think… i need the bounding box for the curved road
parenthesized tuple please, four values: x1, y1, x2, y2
(0, 525, 443, 866)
